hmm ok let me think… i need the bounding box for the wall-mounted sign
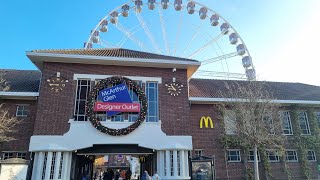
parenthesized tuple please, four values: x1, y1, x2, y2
(86, 76, 148, 136)
(96, 83, 140, 116)
(200, 116, 214, 128)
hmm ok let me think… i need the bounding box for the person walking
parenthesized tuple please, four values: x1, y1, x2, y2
(141, 171, 151, 180)
(125, 168, 132, 180)
(152, 172, 161, 180)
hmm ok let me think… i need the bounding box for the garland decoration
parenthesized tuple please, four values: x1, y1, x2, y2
(86, 76, 148, 136)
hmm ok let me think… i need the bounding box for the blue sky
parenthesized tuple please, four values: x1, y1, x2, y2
(1, 0, 319, 85)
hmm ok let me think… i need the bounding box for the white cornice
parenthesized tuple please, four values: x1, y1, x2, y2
(26, 52, 201, 67)
(0, 92, 39, 97)
(189, 97, 320, 105)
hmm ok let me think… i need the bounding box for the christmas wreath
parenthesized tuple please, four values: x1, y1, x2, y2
(86, 76, 147, 136)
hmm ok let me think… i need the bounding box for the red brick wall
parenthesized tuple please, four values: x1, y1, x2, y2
(33, 62, 190, 135)
(0, 99, 37, 155)
(189, 104, 319, 180)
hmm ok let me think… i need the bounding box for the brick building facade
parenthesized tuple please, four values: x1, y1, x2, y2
(0, 48, 320, 179)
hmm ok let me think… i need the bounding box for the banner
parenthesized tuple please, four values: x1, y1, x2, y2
(98, 83, 139, 116)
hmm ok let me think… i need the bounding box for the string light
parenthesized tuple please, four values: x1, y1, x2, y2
(86, 76, 148, 136)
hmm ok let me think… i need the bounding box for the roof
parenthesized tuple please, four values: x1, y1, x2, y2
(0, 69, 41, 92)
(189, 79, 320, 101)
(31, 48, 198, 62)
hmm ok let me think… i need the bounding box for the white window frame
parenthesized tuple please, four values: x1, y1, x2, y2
(285, 150, 298, 162)
(267, 150, 280, 162)
(280, 111, 293, 135)
(224, 110, 237, 135)
(248, 150, 261, 162)
(194, 149, 203, 157)
(73, 75, 160, 123)
(307, 150, 317, 162)
(16, 152, 27, 159)
(264, 113, 275, 135)
(16, 104, 29, 117)
(227, 149, 241, 162)
(298, 111, 311, 135)
(2, 151, 14, 160)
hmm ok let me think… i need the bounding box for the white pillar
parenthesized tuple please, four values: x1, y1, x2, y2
(157, 151, 160, 175)
(184, 150, 190, 178)
(165, 150, 170, 177)
(53, 152, 62, 179)
(159, 151, 164, 177)
(44, 152, 53, 179)
(179, 150, 185, 178)
(173, 150, 178, 177)
(32, 152, 44, 180)
(62, 152, 72, 179)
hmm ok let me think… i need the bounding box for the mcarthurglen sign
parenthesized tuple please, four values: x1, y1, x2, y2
(86, 76, 147, 136)
(94, 83, 140, 116)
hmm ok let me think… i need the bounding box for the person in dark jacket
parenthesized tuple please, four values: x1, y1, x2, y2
(103, 168, 114, 180)
(125, 168, 132, 180)
(114, 169, 120, 180)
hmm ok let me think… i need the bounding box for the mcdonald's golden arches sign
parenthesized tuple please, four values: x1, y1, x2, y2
(200, 116, 214, 128)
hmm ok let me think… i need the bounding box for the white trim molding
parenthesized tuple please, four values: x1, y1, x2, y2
(73, 74, 162, 83)
(0, 92, 39, 100)
(29, 120, 192, 152)
(189, 97, 320, 105)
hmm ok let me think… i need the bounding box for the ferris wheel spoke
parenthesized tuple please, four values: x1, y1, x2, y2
(194, 70, 247, 79)
(173, 12, 184, 56)
(114, 22, 149, 51)
(135, 12, 162, 54)
(99, 39, 119, 48)
(187, 31, 225, 59)
(117, 24, 141, 47)
(201, 52, 238, 65)
(181, 25, 201, 57)
(158, 6, 169, 55)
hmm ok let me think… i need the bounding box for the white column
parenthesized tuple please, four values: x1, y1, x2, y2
(173, 150, 178, 177)
(157, 151, 160, 175)
(32, 152, 44, 180)
(184, 150, 190, 178)
(45, 152, 53, 179)
(159, 151, 164, 177)
(165, 150, 170, 177)
(31, 152, 39, 180)
(53, 152, 62, 179)
(179, 150, 185, 178)
(62, 152, 72, 179)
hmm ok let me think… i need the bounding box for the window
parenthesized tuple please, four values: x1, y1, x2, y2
(74, 78, 159, 122)
(267, 150, 280, 162)
(307, 150, 316, 161)
(194, 150, 203, 157)
(227, 150, 241, 162)
(224, 110, 237, 135)
(42, 152, 48, 180)
(2, 152, 14, 160)
(16, 105, 29, 117)
(248, 150, 260, 162)
(280, 111, 293, 135)
(146, 82, 158, 122)
(316, 112, 320, 128)
(299, 112, 310, 135)
(16, 152, 27, 159)
(74, 79, 91, 121)
(285, 150, 298, 162)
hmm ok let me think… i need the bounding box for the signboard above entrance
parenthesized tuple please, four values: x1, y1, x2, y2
(97, 83, 140, 116)
(86, 76, 147, 136)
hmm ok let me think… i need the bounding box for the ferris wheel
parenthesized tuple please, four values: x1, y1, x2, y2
(84, 0, 256, 80)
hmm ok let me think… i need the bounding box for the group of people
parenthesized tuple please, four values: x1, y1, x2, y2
(90, 169, 161, 180)
(93, 168, 132, 180)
